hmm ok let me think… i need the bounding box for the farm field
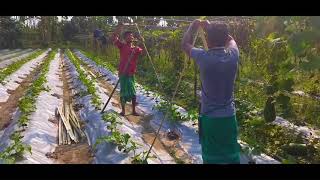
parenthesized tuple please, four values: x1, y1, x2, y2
(0, 16, 320, 164)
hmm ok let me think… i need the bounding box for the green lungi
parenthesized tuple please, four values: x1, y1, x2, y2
(119, 75, 136, 104)
(199, 115, 240, 164)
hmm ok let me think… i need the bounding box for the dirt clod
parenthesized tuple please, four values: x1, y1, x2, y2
(51, 93, 61, 99)
(167, 131, 180, 141)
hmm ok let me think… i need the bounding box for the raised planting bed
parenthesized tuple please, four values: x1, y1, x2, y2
(74, 49, 281, 164)
(0, 50, 58, 164)
(0, 49, 50, 102)
(65, 50, 177, 164)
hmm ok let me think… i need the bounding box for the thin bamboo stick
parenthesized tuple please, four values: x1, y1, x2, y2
(58, 118, 62, 145)
(69, 117, 80, 142)
(69, 103, 81, 128)
(62, 122, 67, 145)
(89, 71, 97, 78)
(58, 106, 77, 142)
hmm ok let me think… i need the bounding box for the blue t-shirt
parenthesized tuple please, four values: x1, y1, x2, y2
(191, 47, 239, 118)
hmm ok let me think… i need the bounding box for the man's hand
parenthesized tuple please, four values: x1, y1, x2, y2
(182, 19, 203, 56)
(192, 19, 201, 28)
(191, 19, 210, 30)
(200, 20, 210, 30)
(225, 34, 238, 51)
(137, 34, 145, 42)
(114, 22, 124, 36)
(118, 22, 124, 27)
(227, 35, 234, 41)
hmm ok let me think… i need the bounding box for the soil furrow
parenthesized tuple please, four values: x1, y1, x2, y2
(0, 55, 48, 130)
(48, 51, 93, 164)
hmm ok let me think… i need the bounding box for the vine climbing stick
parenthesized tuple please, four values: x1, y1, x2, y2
(134, 24, 164, 91)
(195, 27, 208, 145)
(193, 27, 208, 101)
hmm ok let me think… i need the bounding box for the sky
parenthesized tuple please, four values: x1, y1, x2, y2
(57, 16, 73, 22)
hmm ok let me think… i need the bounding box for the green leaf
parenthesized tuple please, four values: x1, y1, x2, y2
(123, 134, 131, 145)
(267, 32, 277, 42)
(310, 16, 320, 29)
(264, 96, 276, 122)
(278, 78, 294, 92)
(300, 55, 320, 71)
(288, 31, 319, 56)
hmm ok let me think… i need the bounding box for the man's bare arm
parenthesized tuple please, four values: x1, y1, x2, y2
(181, 20, 210, 56)
(112, 23, 124, 41)
(226, 35, 238, 50)
(181, 20, 201, 56)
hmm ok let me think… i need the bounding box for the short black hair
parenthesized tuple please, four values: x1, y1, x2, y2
(123, 31, 133, 38)
(207, 21, 229, 47)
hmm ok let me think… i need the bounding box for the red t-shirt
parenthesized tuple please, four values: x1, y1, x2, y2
(113, 38, 143, 76)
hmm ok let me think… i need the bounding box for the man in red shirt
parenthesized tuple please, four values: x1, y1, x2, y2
(112, 23, 143, 116)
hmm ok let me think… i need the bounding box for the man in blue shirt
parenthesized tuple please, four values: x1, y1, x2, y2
(181, 19, 240, 164)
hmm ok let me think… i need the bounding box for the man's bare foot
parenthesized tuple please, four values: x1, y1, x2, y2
(120, 112, 125, 116)
(132, 112, 139, 116)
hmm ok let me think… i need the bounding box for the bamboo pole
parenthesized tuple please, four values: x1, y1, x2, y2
(58, 106, 77, 142)
(67, 131, 71, 144)
(68, 103, 85, 139)
(65, 103, 76, 144)
(69, 103, 81, 129)
(199, 28, 208, 51)
(58, 117, 62, 145)
(62, 122, 67, 145)
(193, 28, 200, 102)
(89, 71, 97, 79)
(69, 118, 80, 141)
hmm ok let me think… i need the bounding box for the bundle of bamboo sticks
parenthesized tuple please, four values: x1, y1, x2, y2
(57, 102, 86, 145)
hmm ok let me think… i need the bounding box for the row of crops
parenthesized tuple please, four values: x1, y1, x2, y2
(72, 17, 320, 164)
(0, 48, 204, 164)
(0, 47, 280, 164)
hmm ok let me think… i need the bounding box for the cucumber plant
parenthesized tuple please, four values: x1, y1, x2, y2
(0, 132, 32, 164)
(0, 49, 45, 84)
(95, 111, 142, 161)
(66, 49, 102, 109)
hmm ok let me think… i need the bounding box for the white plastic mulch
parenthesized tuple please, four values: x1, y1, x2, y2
(0, 49, 50, 103)
(0, 49, 21, 57)
(272, 116, 320, 141)
(63, 54, 176, 164)
(0, 49, 31, 61)
(0, 49, 35, 68)
(17, 50, 63, 164)
(0, 49, 10, 54)
(0, 50, 62, 164)
(73, 50, 281, 164)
